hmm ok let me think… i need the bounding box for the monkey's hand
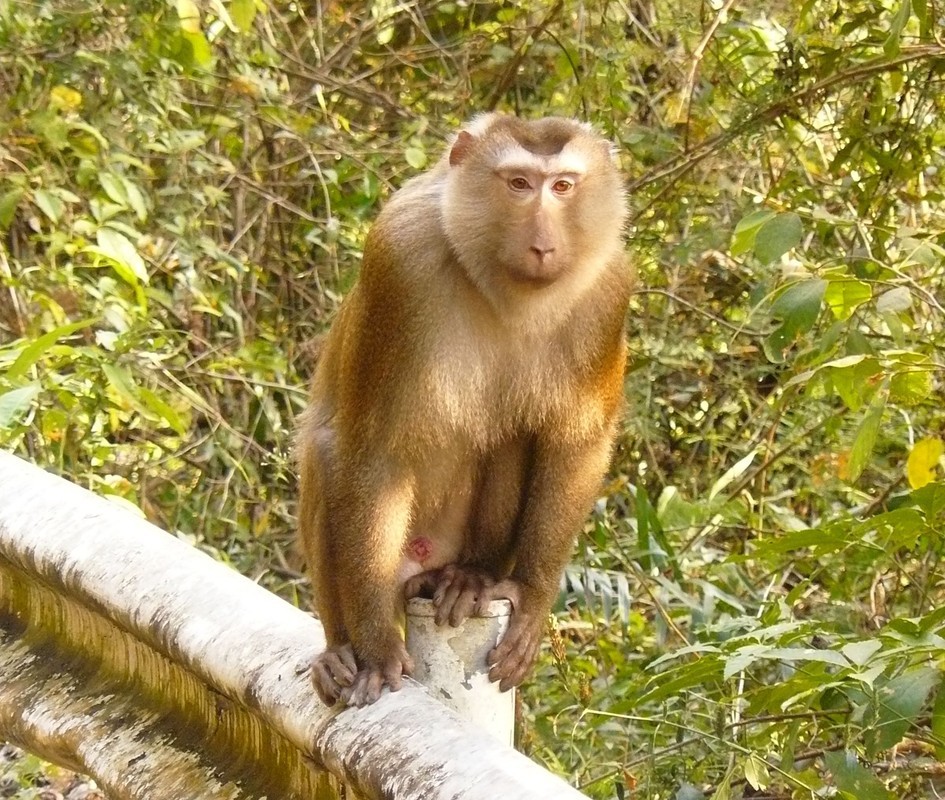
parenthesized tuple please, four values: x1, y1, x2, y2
(403, 563, 500, 627)
(338, 641, 414, 708)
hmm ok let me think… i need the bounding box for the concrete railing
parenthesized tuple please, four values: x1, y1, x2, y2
(0, 451, 588, 800)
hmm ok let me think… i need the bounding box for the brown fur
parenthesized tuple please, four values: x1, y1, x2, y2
(296, 114, 634, 706)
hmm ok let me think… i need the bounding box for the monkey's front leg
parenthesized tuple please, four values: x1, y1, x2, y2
(327, 468, 416, 706)
(487, 433, 615, 690)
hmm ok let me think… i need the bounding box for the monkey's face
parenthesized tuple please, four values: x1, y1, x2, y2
(441, 116, 627, 307)
(492, 168, 580, 287)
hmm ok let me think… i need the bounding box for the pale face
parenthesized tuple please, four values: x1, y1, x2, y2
(440, 116, 627, 325)
(491, 143, 589, 286)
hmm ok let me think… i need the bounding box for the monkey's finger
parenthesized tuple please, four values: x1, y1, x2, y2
(385, 664, 404, 692)
(435, 578, 467, 626)
(324, 654, 356, 687)
(403, 569, 440, 599)
(449, 584, 482, 627)
(311, 668, 341, 705)
(490, 635, 538, 689)
(473, 577, 520, 615)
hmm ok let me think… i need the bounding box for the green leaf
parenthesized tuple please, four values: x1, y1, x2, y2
(870, 668, 939, 754)
(744, 753, 769, 791)
(0, 188, 23, 228)
(764, 278, 827, 361)
(912, 481, 945, 520)
(754, 212, 803, 263)
(90, 228, 148, 285)
(841, 639, 882, 666)
(99, 172, 128, 206)
(847, 392, 886, 483)
(829, 357, 881, 411)
(32, 189, 64, 223)
(708, 450, 756, 501)
(824, 750, 892, 800)
(772, 279, 827, 330)
(405, 147, 427, 170)
(102, 363, 147, 415)
(824, 279, 871, 320)
(121, 176, 148, 222)
(138, 386, 187, 435)
(230, 0, 256, 31)
(0, 383, 41, 429)
(932, 685, 945, 760)
(884, 0, 911, 57)
(889, 367, 933, 406)
(731, 209, 776, 257)
(6, 318, 97, 380)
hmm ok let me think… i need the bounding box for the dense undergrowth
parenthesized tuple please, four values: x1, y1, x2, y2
(1, 1, 944, 798)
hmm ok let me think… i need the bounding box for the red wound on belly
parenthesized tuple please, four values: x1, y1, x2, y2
(405, 536, 433, 564)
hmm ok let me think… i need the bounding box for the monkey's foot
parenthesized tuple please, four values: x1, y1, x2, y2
(311, 643, 358, 705)
(338, 645, 414, 707)
(484, 584, 543, 692)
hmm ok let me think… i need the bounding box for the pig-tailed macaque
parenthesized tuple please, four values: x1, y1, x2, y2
(296, 114, 632, 706)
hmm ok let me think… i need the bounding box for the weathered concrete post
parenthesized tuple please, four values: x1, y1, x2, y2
(405, 598, 515, 745)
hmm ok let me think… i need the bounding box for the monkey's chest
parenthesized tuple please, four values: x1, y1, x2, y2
(419, 343, 573, 447)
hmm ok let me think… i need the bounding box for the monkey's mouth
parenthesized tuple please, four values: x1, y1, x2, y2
(507, 266, 563, 288)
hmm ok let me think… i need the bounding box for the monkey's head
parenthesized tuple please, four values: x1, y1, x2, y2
(441, 114, 627, 308)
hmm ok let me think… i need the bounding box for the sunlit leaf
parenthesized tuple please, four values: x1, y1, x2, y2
(708, 451, 756, 501)
(841, 639, 882, 666)
(828, 357, 881, 411)
(176, 0, 202, 32)
(889, 367, 932, 406)
(405, 147, 427, 170)
(0, 383, 41, 429)
(230, 0, 256, 31)
(121, 176, 148, 222)
(92, 228, 148, 285)
(906, 437, 944, 489)
(49, 85, 83, 111)
(824, 279, 871, 320)
(744, 753, 769, 791)
(32, 189, 63, 223)
(7, 318, 97, 380)
(884, 0, 912, 56)
(99, 172, 128, 206)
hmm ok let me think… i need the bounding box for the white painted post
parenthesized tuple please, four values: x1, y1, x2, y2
(405, 597, 515, 746)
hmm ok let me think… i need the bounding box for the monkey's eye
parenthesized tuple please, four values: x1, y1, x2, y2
(508, 176, 531, 192)
(551, 179, 574, 195)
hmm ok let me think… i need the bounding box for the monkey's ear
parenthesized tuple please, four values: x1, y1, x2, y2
(449, 131, 475, 166)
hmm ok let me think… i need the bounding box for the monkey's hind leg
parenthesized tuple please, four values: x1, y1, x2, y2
(297, 431, 356, 705)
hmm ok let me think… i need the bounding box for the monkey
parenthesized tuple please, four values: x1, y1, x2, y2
(295, 113, 632, 707)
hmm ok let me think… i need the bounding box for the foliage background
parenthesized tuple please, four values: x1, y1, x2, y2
(1, 1, 944, 798)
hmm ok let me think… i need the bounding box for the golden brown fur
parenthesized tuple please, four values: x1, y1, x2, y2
(296, 113, 633, 706)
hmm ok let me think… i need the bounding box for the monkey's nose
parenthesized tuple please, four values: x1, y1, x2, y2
(529, 246, 555, 262)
